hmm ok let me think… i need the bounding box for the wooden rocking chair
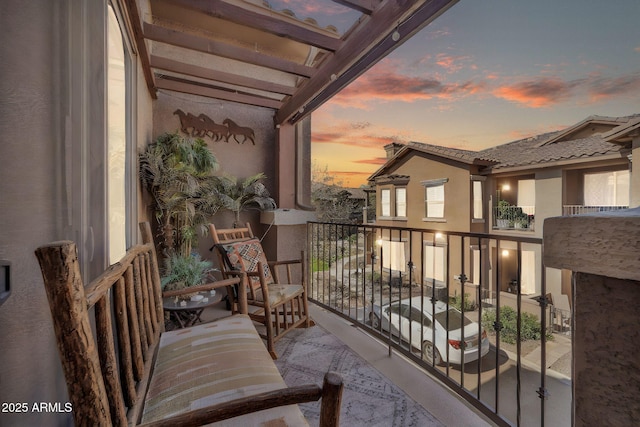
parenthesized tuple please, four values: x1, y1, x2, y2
(209, 222, 311, 359)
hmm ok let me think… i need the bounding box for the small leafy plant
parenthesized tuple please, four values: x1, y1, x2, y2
(449, 292, 477, 312)
(161, 253, 214, 293)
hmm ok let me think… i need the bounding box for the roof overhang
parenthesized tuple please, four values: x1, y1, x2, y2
(125, 0, 459, 125)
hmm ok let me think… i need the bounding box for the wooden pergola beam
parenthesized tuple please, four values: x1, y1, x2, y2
(172, 0, 343, 52)
(330, 0, 380, 15)
(155, 78, 283, 110)
(276, 0, 459, 124)
(150, 55, 296, 96)
(123, 0, 156, 99)
(144, 23, 316, 78)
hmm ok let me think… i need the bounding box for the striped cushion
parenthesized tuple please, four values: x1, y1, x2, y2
(142, 315, 308, 426)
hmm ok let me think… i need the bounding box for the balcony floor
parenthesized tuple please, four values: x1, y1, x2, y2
(201, 302, 495, 426)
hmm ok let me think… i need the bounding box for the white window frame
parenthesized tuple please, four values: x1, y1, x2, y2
(381, 188, 391, 217)
(422, 178, 448, 221)
(424, 242, 446, 286)
(380, 239, 407, 272)
(395, 187, 407, 218)
(471, 175, 486, 222)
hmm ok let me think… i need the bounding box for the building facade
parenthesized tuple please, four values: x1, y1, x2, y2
(368, 115, 638, 313)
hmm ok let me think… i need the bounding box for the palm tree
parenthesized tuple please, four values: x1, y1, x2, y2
(213, 173, 277, 227)
(139, 132, 221, 256)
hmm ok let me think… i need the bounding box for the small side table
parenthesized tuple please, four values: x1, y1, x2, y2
(163, 289, 224, 329)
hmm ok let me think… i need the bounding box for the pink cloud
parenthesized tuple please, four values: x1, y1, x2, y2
(587, 73, 640, 102)
(493, 72, 640, 107)
(435, 53, 473, 73)
(331, 65, 485, 108)
(493, 77, 578, 107)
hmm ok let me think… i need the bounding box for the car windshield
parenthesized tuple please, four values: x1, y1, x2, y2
(433, 309, 473, 331)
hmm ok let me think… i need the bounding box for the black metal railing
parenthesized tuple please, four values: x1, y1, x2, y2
(307, 221, 572, 427)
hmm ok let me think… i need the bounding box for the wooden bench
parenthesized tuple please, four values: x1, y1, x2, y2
(35, 222, 343, 426)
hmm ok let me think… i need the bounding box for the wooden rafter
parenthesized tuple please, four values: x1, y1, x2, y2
(150, 55, 296, 96)
(276, 0, 459, 124)
(155, 77, 283, 110)
(331, 0, 380, 15)
(171, 0, 343, 52)
(144, 23, 316, 78)
(123, 0, 156, 99)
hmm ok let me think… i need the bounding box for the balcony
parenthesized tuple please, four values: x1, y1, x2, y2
(307, 221, 571, 426)
(493, 205, 535, 231)
(562, 205, 628, 216)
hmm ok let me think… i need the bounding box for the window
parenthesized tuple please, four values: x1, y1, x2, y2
(381, 189, 391, 217)
(584, 170, 629, 206)
(380, 240, 406, 272)
(395, 187, 406, 217)
(473, 180, 483, 219)
(424, 244, 446, 285)
(520, 250, 536, 295)
(107, 4, 127, 263)
(425, 185, 444, 218)
(517, 179, 535, 215)
(423, 179, 447, 219)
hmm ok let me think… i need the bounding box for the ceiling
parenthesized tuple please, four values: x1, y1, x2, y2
(126, 0, 459, 125)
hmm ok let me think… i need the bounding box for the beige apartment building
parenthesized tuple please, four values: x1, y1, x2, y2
(368, 114, 639, 313)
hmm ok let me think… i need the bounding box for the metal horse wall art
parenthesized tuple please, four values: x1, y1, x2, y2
(173, 109, 256, 145)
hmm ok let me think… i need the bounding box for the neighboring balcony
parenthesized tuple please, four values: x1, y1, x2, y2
(562, 205, 628, 216)
(493, 203, 535, 231)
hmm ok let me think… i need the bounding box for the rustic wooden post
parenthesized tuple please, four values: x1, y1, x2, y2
(140, 222, 165, 330)
(35, 242, 112, 426)
(319, 371, 343, 427)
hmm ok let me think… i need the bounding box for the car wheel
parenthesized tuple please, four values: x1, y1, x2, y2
(422, 341, 442, 365)
(369, 312, 381, 329)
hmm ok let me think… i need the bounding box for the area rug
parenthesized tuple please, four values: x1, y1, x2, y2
(274, 325, 444, 427)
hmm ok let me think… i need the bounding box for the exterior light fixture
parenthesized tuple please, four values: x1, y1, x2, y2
(435, 232, 444, 239)
(376, 238, 383, 246)
(502, 249, 509, 257)
(391, 28, 400, 42)
(502, 184, 511, 191)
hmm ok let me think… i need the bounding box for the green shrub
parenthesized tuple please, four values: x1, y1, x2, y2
(161, 253, 213, 291)
(312, 258, 329, 272)
(449, 292, 477, 311)
(482, 306, 551, 344)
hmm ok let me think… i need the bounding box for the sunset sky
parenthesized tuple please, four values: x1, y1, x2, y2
(270, 0, 640, 187)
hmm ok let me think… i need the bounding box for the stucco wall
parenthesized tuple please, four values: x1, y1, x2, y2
(0, 2, 70, 426)
(152, 92, 278, 263)
(376, 152, 473, 233)
(0, 2, 155, 425)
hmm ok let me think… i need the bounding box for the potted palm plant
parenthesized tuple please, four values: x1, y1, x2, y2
(139, 132, 222, 257)
(212, 172, 277, 227)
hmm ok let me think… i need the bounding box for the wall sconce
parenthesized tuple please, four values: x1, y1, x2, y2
(502, 184, 511, 191)
(502, 249, 509, 257)
(435, 232, 444, 239)
(375, 238, 383, 247)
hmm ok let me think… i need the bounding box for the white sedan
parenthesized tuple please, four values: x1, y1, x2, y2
(370, 297, 490, 365)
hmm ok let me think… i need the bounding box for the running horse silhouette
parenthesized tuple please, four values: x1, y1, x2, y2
(198, 114, 229, 142)
(174, 109, 206, 137)
(223, 118, 255, 145)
